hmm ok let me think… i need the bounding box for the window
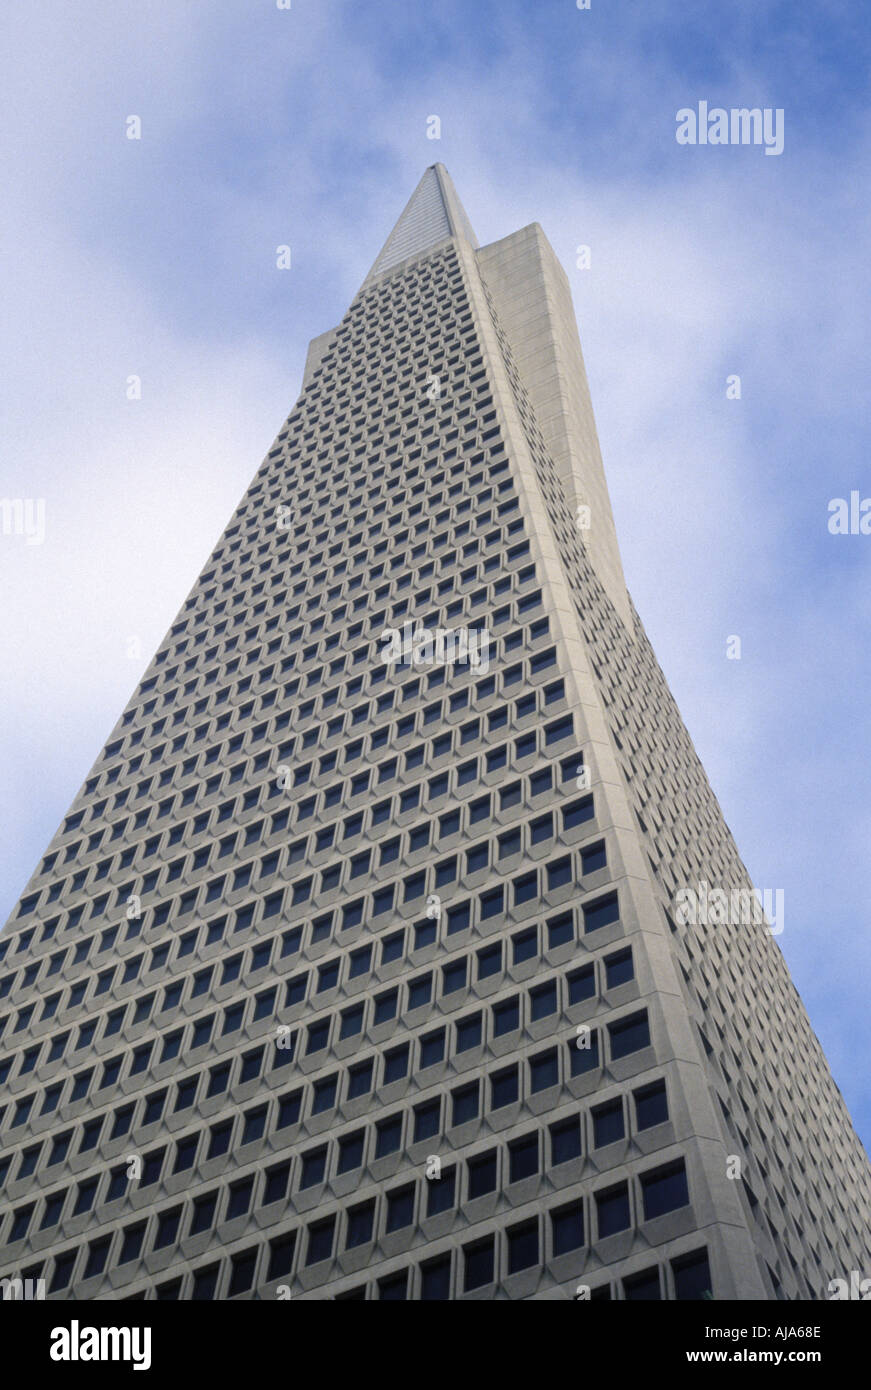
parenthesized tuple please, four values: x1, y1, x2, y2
(640, 1161, 689, 1220)
(346, 1201, 375, 1249)
(306, 1216, 335, 1266)
(467, 1149, 497, 1199)
(300, 1148, 327, 1189)
(634, 1080, 668, 1130)
(413, 1100, 441, 1143)
(337, 1131, 365, 1174)
(567, 964, 595, 1003)
(584, 891, 619, 933)
(383, 1045, 409, 1084)
(442, 959, 467, 995)
(419, 1028, 445, 1068)
(375, 1115, 402, 1158)
(605, 947, 634, 988)
(268, 1233, 296, 1281)
(226, 1177, 254, 1220)
(672, 1249, 713, 1300)
(550, 1117, 581, 1165)
(456, 1013, 482, 1052)
(608, 1010, 651, 1059)
(463, 1237, 494, 1292)
(551, 1202, 584, 1255)
(347, 1060, 373, 1099)
(426, 1165, 456, 1216)
(624, 1268, 661, 1300)
(421, 1255, 451, 1300)
(592, 1099, 625, 1147)
(596, 1182, 630, 1238)
(263, 1162, 290, 1205)
(529, 1048, 559, 1093)
(190, 1192, 217, 1235)
(581, 840, 607, 873)
(507, 1221, 538, 1274)
(508, 1134, 538, 1183)
(379, 1272, 407, 1301)
(477, 943, 501, 979)
(490, 1065, 519, 1110)
(530, 981, 557, 1020)
(493, 996, 519, 1036)
(154, 1207, 182, 1249)
(452, 1083, 479, 1126)
(386, 1185, 415, 1232)
(118, 1222, 146, 1264)
(568, 1029, 600, 1076)
(512, 926, 537, 962)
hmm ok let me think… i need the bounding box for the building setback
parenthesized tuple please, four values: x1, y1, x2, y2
(1, 165, 870, 1301)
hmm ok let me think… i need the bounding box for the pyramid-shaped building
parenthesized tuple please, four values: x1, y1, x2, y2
(2, 166, 870, 1301)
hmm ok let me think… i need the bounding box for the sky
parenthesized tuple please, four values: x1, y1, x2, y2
(1, 0, 870, 1149)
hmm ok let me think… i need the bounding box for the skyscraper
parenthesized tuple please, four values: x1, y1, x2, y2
(2, 165, 869, 1302)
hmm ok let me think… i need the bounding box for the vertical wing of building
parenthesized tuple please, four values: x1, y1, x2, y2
(2, 166, 870, 1303)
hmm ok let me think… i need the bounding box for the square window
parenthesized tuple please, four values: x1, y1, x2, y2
(593, 1099, 625, 1147)
(672, 1249, 713, 1300)
(608, 1010, 650, 1060)
(493, 997, 520, 1036)
(456, 1013, 482, 1052)
(512, 927, 537, 962)
(419, 1028, 445, 1068)
(640, 1161, 689, 1220)
(581, 840, 607, 874)
(584, 891, 619, 933)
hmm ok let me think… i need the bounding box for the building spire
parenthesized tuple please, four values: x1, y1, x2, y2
(362, 164, 478, 288)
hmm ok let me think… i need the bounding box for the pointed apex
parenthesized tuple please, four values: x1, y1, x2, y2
(362, 164, 478, 288)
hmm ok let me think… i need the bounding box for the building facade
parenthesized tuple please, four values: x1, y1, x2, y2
(1, 165, 869, 1301)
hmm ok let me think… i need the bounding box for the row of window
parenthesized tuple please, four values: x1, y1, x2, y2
(14, 1157, 696, 1300)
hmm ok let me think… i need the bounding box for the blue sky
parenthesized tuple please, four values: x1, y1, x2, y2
(1, 0, 870, 1148)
